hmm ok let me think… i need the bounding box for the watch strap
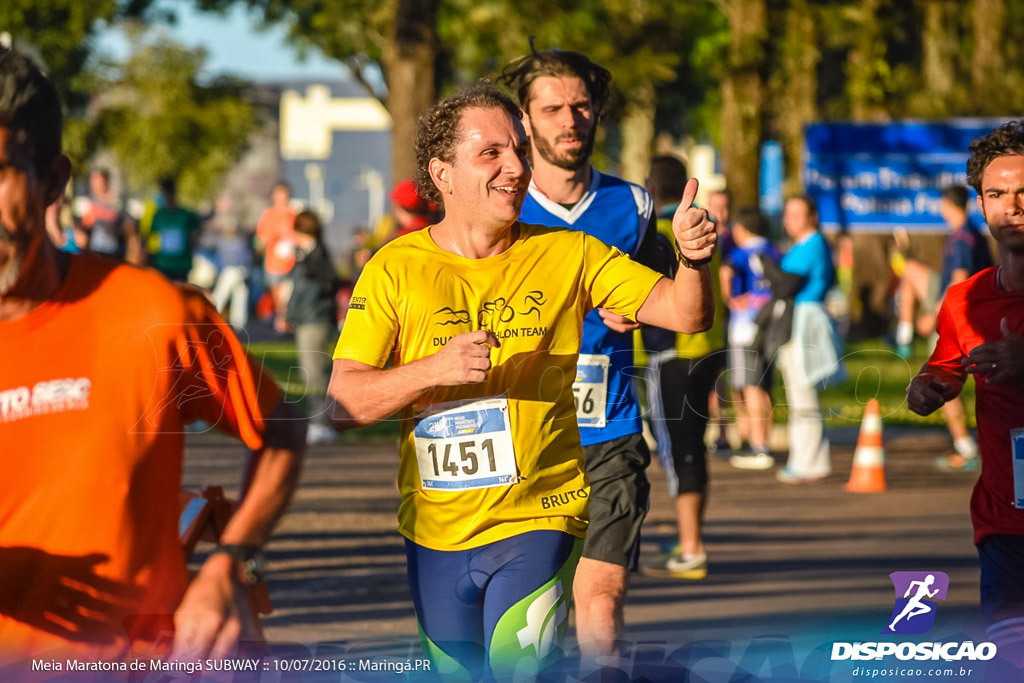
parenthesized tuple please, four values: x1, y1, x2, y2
(212, 544, 266, 584)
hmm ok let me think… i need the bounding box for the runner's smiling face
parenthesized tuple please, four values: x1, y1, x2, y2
(978, 154, 1024, 253)
(523, 76, 596, 172)
(442, 106, 532, 231)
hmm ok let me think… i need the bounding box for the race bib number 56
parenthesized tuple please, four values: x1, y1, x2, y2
(413, 397, 519, 490)
(574, 354, 609, 428)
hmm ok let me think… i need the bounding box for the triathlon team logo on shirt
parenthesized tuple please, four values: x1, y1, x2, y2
(0, 377, 92, 424)
(883, 571, 949, 635)
(431, 291, 550, 346)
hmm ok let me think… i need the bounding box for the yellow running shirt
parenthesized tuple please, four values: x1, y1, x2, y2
(334, 223, 663, 550)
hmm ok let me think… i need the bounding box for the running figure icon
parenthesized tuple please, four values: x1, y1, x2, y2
(889, 574, 940, 631)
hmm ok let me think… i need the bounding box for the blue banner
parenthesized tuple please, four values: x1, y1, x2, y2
(804, 119, 1008, 232)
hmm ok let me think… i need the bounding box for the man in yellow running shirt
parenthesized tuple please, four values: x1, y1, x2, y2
(326, 84, 716, 680)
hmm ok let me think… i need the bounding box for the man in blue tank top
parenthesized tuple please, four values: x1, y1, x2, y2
(502, 48, 692, 668)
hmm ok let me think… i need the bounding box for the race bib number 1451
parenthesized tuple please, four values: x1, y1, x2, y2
(413, 397, 519, 490)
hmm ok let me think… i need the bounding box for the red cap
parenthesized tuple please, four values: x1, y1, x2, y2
(391, 179, 437, 213)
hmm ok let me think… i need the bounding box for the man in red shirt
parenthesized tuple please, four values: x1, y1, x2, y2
(908, 120, 1024, 666)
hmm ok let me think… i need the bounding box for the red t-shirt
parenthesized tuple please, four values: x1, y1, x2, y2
(926, 267, 1024, 544)
(0, 254, 280, 663)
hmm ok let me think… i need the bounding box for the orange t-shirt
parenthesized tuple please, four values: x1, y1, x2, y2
(0, 254, 280, 664)
(256, 205, 296, 275)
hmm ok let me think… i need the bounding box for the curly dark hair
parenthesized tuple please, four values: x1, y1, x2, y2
(967, 121, 1024, 194)
(498, 46, 612, 118)
(414, 82, 522, 207)
(0, 47, 63, 176)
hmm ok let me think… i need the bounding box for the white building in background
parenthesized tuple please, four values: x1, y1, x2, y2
(278, 81, 392, 256)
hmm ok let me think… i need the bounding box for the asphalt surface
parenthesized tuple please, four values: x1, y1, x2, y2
(183, 424, 995, 681)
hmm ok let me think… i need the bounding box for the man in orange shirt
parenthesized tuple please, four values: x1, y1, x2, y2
(0, 47, 305, 668)
(256, 181, 297, 328)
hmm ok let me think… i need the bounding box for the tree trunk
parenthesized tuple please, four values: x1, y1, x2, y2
(720, 0, 766, 208)
(921, 0, 957, 98)
(619, 79, 656, 186)
(970, 0, 1005, 104)
(384, 0, 438, 184)
(776, 0, 818, 195)
(846, 0, 889, 121)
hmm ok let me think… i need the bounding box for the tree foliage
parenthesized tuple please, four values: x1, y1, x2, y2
(89, 35, 256, 205)
(1, 0, 165, 109)
(181, 0, 1024, 193)
(1, 0, 117, 107)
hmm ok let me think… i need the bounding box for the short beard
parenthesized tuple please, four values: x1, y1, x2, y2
(531, 129, 595, 172)
(982, 209, 1024, 254)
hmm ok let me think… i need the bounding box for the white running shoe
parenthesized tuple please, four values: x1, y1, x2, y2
(729, 452, 775, 470)
(644, 552, 708, 579)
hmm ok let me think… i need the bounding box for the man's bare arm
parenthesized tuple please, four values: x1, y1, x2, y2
(327, 330, 501, 430)
(173, 399, 306, 660)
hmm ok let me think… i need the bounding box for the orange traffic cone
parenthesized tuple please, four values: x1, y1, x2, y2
(846, 398, 887, 493)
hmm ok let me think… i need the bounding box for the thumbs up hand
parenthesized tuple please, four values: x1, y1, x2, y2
(671, 178, 717, 265)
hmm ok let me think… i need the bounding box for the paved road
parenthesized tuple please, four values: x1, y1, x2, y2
(184, 425, 995, 680)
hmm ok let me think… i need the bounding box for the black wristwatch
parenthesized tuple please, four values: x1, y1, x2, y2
(212, 544, 267, 585)
(674, 240, 712, 269)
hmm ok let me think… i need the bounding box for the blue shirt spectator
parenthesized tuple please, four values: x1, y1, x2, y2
(782, 231, 835, 304)
(940, 221, 992, 293)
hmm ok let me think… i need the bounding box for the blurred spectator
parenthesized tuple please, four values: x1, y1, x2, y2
(286, 210, 340, 446)
(210, 196, 254, 329)
(256, 181, 297, 329)
(344, 226, 374, 280)
(640, 155, 726, 580)
(705, 188, 737, 457)
(389, 179, 441, 240)
(721, 206, 781, 471)
(773, 196, 842, 483)
(45, 192, 83, 254)
(893, 185, 992, 472)
(146, 177, 200, 283)
(78, 168, 142, 264)
(707, 189, 736, 260)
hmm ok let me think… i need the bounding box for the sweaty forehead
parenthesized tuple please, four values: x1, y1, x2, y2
(457, 107, 526, 145)
(982, 155, 1024, 185)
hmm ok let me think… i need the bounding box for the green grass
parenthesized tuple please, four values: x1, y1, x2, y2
(247, 337, 974, 440)
(811, 339, 975, 428)
(247, 340, 401, 442)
